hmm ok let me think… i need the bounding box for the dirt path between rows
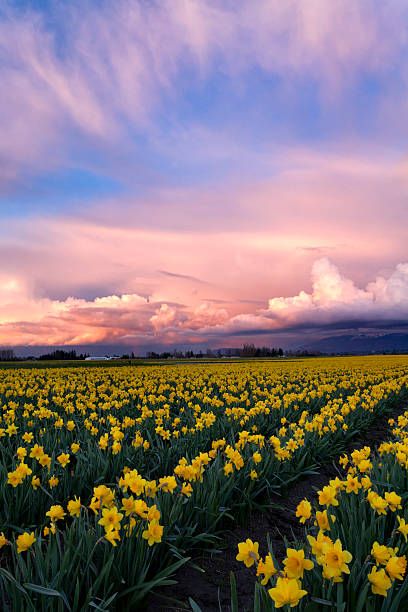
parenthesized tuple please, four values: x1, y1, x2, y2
(147, 400, 407, 612)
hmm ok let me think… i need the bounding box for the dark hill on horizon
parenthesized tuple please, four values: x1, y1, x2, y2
(303, 333, 408, 355)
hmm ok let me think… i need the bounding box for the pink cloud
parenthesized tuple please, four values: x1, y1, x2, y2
(1, 259, 408, 347)
(0, 267, 233, 346)
(150, 304, 178, 332)
(183, 303, 229, 330)
(1, 146, 405, 299)
(0, 276, 152, 345)
(267, 258, 408, 324)
(220, 259, 408, 337)
(1, 1, 408, 188)
(0, 142, 407, 348)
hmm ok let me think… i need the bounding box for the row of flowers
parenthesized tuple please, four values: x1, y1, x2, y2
(236, 410, 408, 609)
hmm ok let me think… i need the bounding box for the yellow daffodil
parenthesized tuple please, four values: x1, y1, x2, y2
(268, 577, 308, 608)
(296, 499, 312, 524)
(142, 520, 163, 546)
(67, 497, 81, 517)
(396, 516, 408, 541)
(368, 567, 392, 596)
(236, 539, 260, 568)
(283, 548, 314, 579)
(45, 505, 66, 522)
(256, 553, 277, 585)
(386, 555, 407, 581)
(16, 532, 36, 554)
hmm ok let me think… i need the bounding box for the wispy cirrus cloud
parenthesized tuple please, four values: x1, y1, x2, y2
(1, 0, 408, 192)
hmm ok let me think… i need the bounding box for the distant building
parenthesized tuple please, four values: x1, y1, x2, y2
(84, 356, 112, 361)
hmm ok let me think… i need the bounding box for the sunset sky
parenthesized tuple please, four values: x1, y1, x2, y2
(1, 0, 408, 353)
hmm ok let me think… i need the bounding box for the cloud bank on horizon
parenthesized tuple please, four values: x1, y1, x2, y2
(1, 259, 408, 347)
(1, 0, 408, 350)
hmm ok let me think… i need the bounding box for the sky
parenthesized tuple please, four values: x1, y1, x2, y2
(1, 0, 408, 354)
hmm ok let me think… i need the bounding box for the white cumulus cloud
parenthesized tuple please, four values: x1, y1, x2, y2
(265, 258, 408, 328)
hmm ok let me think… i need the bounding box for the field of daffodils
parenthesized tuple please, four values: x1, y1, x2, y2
(1, 356, 408, 610)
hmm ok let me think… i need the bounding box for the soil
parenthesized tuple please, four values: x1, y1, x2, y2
(146, 402, 406, 612)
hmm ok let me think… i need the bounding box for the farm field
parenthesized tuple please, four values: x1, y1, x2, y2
(1, 356, 408, 611)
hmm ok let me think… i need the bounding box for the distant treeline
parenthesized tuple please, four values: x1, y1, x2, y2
(38, 350, 90, 361)
(0, 349, 17, 361)
(0, 349, 90, 361)
(146, 344, 286, 359)
(0, 348, 135, 361)
(0, 345, 330, 362)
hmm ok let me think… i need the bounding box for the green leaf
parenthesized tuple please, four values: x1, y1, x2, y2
(310, 596, 335, 606)
(23, 583, 71, 609)
(89, 592, 118, 611)
(189, 597, 203, 612)
(0, 568, 28, 595)
(354, 582, 370, 612)
(230, 572, 238, 612)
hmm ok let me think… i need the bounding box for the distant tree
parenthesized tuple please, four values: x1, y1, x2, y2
(38, 349, 79, 361)
(0, 349, 16, 361)
(241, 343, 257, 357)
